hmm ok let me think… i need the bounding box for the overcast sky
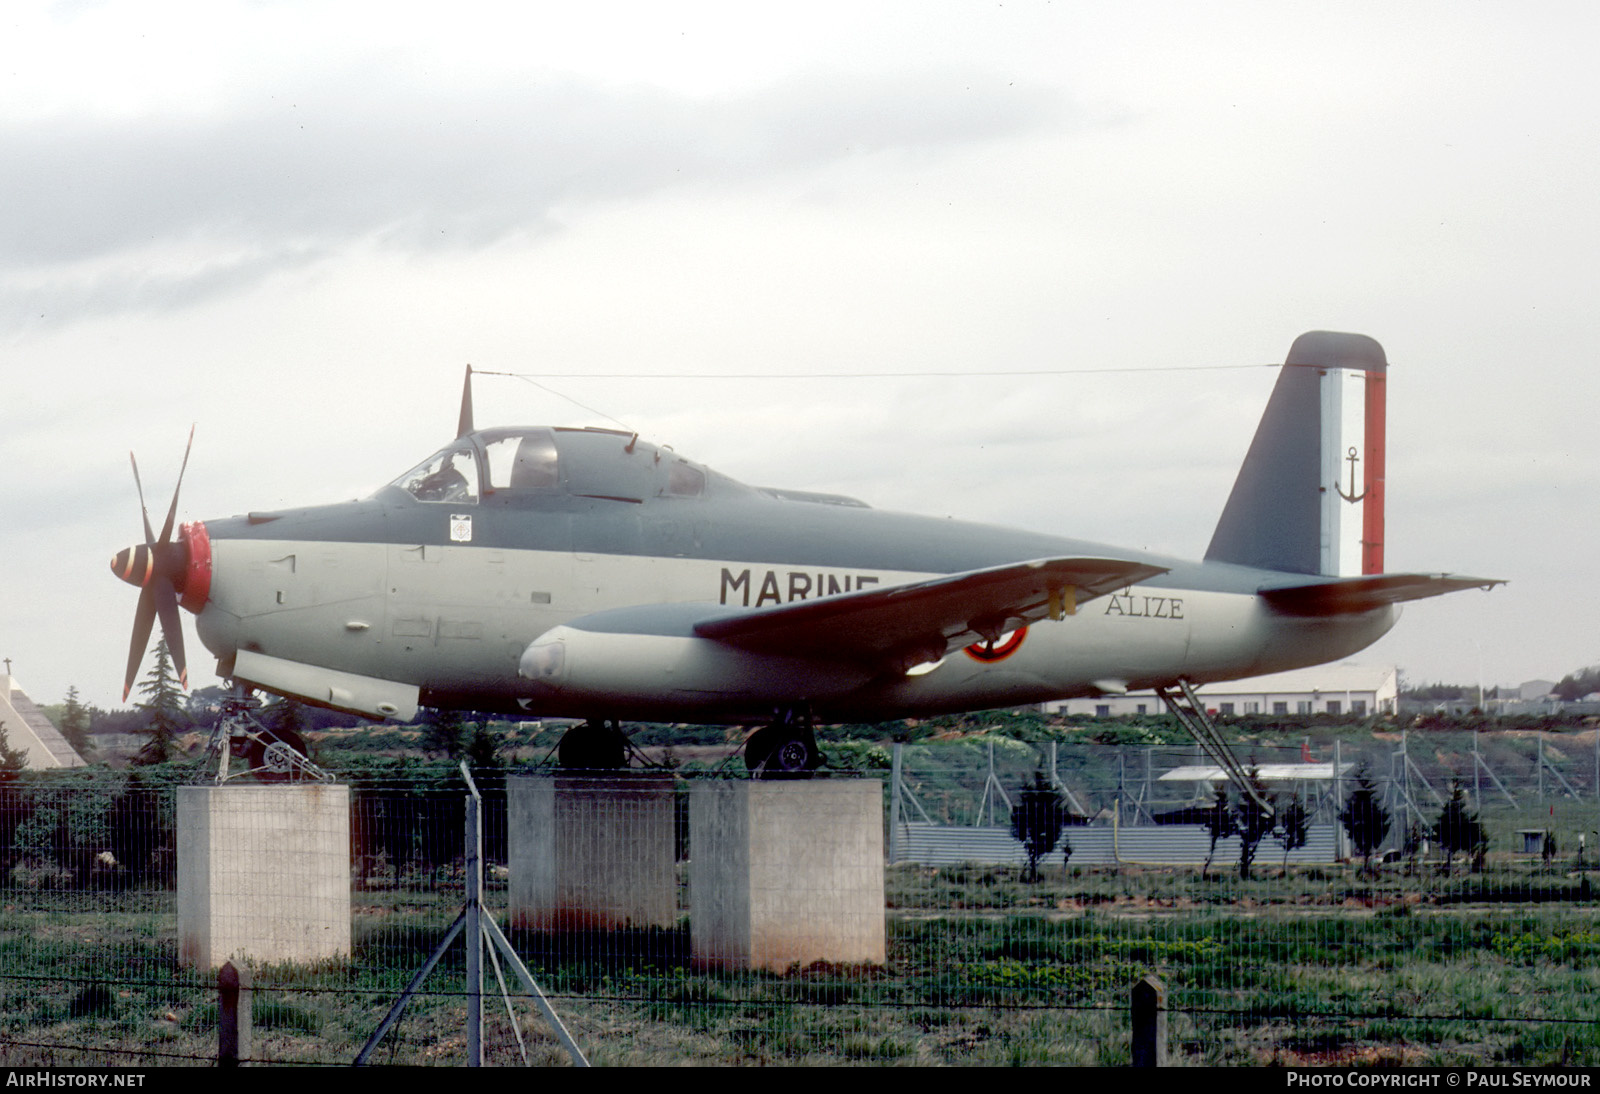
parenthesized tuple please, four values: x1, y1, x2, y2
(3, 1, 1595, 712)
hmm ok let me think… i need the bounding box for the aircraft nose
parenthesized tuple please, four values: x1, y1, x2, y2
(109, 521, 211, 611)
(111, 544, 154, 588)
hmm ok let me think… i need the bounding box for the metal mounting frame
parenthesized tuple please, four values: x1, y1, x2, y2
(197, 691, 333, 785)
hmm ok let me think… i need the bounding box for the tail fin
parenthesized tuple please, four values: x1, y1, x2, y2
(1205, 331, 1387, 576)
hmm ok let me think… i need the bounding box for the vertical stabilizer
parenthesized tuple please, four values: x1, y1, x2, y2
(456, 364, 475, 439)
(1204, 331, 1387, 576)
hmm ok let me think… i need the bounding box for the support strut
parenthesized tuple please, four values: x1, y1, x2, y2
(1155, 679, 1273, 817)
(198, 688, 332, 784)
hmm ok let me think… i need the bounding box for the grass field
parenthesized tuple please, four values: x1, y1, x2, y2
(2, 857, 1597, 1067)
(5, 717, 1598, 1064)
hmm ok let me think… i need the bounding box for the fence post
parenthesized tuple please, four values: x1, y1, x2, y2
(465, 781, 482, 1067)
(1131, 974, 1166, 1067)
(888, 743, 904, 864)
(218, 961, 252, 1067)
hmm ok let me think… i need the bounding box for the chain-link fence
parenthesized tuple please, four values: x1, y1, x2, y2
(1, 735, 1597, 1066)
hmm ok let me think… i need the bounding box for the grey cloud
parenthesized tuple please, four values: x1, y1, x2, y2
(5, 242, 334, 328)
(2, 69, 1065, 325)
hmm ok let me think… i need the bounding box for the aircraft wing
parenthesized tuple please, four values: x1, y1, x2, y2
(693, 556, 1168, 668)
(1260, 572, 1505, 616)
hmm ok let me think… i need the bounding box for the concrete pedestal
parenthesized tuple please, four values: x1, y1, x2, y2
(176, 784, 351, 969)
(690, 780, 885, 972)
(507, 775, 677, 931)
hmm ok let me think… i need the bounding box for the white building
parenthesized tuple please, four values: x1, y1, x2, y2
(1045, 663, 1398, 719)
(1, 673, 87, 769)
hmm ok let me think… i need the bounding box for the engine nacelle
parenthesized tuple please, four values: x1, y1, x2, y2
(518, 624, 870, 717)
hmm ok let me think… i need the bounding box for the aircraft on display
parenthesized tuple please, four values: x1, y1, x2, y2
(111, 331, 1500, 780)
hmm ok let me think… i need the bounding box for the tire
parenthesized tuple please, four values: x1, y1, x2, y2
(557, 721, 627, 769)
(757, 731, 818, 779)
(244, 728, 308, 782)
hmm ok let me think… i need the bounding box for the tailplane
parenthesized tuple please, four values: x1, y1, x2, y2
(1205, 331, 1387, 576)
(1259, 572, 1503, 615)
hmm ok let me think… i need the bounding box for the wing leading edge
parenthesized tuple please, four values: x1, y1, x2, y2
(692, 556, 1168, 670)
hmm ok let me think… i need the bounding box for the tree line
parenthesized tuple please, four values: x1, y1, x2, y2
(1008, 766, 1494, 881)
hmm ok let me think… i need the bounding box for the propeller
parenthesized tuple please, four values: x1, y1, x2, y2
(110, 427, 195, 701)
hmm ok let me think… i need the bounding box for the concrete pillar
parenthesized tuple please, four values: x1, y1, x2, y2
(507, 774, 677, 931)
(690, 780, 884, 972)
(177, 785, 351, 969)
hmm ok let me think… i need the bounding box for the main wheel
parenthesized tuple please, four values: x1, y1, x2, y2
(756, 726, 820, 779)
(244, 728, 309, 782)
(557, 720, 628, 769)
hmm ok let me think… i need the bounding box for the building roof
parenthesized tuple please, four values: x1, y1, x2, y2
(1, 675, 87, 769)
(1195, 662, 1396, 698)
(1160, 762, 1356, 783)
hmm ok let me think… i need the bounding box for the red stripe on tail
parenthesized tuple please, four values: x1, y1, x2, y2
(1362, 370, 1386, 574)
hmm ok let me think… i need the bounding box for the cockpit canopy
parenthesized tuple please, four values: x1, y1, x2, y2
(386, 427, 706, 506)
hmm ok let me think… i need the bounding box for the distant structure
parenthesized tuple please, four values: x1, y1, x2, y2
(1045, 663, 1398, 719)
(1518, 679, 1558, 702)
(1, 670, 87, 769)
(1424, 679, 1600, 717)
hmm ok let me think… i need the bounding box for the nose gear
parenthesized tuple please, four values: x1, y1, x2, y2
(198, 690, 331, 784)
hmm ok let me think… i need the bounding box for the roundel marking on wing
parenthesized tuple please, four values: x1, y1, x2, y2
(964, 626, 1028, 663)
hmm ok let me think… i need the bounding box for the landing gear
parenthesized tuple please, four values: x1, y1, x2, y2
(1156, 678, 1274, 818)
(744, 710, 822, 778)
(244, 727, 310, 783)
(556, 718, 629, 769)
(201, 687, 330, 784)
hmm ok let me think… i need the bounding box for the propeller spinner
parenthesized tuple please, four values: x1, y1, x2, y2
(111, 427, 199, 701)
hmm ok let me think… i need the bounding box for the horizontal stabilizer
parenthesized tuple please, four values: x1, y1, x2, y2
(1260, 573, 1504, 616)
(694, 556, 1168, 668)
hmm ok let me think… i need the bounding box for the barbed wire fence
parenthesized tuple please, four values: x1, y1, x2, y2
(0, 734, 1596, 1066)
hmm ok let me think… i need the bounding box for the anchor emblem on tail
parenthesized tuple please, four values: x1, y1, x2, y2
(1335, 446, 1366, 503)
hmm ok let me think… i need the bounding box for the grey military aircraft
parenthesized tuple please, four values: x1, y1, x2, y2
(112, 331, 1499, 776)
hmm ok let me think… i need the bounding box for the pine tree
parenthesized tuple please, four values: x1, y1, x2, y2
(1234, 768, 1276, 881)
(1010, 772, 1069, 882)
(1201, 785, 1234, 879)
(1554, 664, 1600, 702)
(420, 707, 466, 758)
(0, 720, 28, 780)
(1278, 795, 1310, 875)
(60, 686, 93, 759)
(1340, 767, 1391, 877)
(133, 639, 187, 766)
(463, 715, 501, 769)
(1434, 781, 1488, 875)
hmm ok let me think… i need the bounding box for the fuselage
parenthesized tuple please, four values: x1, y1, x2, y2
(182, 425, 1395, 722)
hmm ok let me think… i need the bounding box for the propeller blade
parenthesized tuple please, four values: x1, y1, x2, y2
(123, 584, 157, 701)
(457, 364, 474, 438)
(152, 574, 188, 690)
(157, 425, 196, 545)
(129, 452, 156, 547)
(121, 429, 197, 699)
